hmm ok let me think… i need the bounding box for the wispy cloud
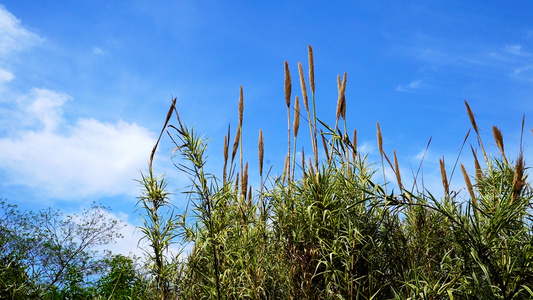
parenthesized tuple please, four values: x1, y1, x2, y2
(92, 47, 104, 55)
(0, 5, 42, 56)
(396, 79, 423, 92)
(0, 67, 14, 83)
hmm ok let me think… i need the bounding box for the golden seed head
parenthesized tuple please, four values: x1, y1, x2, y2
(440, 158, 449, 196)
(461, 163, 476, 202)
(464, 101, 479, 134)
(340, 72, 347, 120)
(284, 61, 291, 108)
(308, 45, 315, 93)
(224, 136, 229, 162)
(511, 152, 526, 205)
(242, 162, 249, 197)
(377, 122, 383, 156)
(336, 73, 347, 121)
(239, 86, 244, 126)
(352, 129, 357, 151)
(298, 62, 309, 112)
(301, 147, 305, 170)
(258, 129, 264, 177)
(492, 126, 506, 162)
(352, 129, 357, 160)
(336, 75, 342, 121)
(232, 126, 241, 163)
(394, 150, 402, 190)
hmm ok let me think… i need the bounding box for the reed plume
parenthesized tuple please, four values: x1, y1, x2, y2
(242, 162, 249, 198)
(292, 96, 301, 181)
(223, 134, 229, 184)
(232, 87, 244, 164)
(308, 45, 318, 171)
(394, 150, 403, 191)
(440, 158, 449, 197)
(461, 163, 477, 208)
(352, 129, 357, 162)
(465, 101, 489, 167)
(470, 146, 482, 184)
(285, 61, 292, 109)
(492, 126, 507, 164)
(511, 152, 526, 205)
(377, 122, 383, 156)
(258, 129, 264, 178)
(285, 61, 292, 181)
(335, 73, 347, 122)
(308, 45, 315, 94)
(299, 62, 309, 112)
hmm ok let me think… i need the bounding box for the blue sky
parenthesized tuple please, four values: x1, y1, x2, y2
(1, 1, 533, 255)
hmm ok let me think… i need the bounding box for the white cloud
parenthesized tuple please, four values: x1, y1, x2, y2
(0, 67, 14, 83)
(92, 47, 104, 55)
(0, 5, 42, 56)
(20, 88, 69, 132)
(504, 44, 529, 56)
(0, 88, 157, 199)
(396, 79, 422, 92)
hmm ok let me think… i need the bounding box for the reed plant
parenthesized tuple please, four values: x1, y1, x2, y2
(136, 46, 533, 299)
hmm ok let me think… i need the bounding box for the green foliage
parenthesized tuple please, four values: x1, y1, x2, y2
(96, 254, 148, 300)
(0, 200, 125, 298)
(136, 47, 533, 299)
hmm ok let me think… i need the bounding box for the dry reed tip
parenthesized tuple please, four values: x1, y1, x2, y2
(298, 62, 309, 112)
(294, 96, 300, 138)
(242, 162, 249, 197)
(239, 86, 244, 126)
(336, 73, 347, 121)
(352, 129, 357, 158)
(394, 150, 402, 190)
(511, 152, 526, 205)
(336, 75, 342, 121)
(492, 126, 506, 162)
(470, 145, 482, 183)
(224, 135, 229, 162)
(461, 163, 476, 201)
(308, 45, 315, 93)
(284, 61, 292, 108)
(258, 129, 264, 177)
(232, 126, 241, 163)
(377, 122, 383, 156)
(341, 72, 347, 120)
(464, 100, 479, 134)
(440, 158, 449, 197)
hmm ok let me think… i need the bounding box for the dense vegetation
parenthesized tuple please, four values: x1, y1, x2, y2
(2, 46, 532, 299)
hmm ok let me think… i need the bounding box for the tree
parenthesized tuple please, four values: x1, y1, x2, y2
(97, 254, 148, 300)
(0, 200, 125, 297)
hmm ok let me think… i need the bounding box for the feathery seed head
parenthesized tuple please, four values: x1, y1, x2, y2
(294, 96, 300, 138)
(465, 101, 479, 134)
(258, 129, 264, 177)
(308, 45, 315, 93)
(298, 62, 309, 112)
(440, 158, 449, 197)
(377, 122, 383, 156)
(284, 61, 291, 108)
